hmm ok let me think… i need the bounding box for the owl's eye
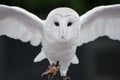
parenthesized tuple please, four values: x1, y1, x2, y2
(54, 22, 59, 26)
(67, 22, 72, 27)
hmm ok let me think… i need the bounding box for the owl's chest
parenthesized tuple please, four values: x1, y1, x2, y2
(43, 40, 73, 51)
(42, 40, 76, 56)
(43, 41, 76, 61)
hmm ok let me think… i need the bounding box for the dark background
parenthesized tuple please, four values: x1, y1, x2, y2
(0, 0, 120, 80)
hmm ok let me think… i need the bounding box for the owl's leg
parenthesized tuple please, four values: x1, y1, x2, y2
(60, 62, 71, 80)
(48, 59, 56, 65)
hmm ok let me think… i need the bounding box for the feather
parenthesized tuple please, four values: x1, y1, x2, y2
(79, 4, 120, 45)
(71, 55, 79, 64)
(0, 4, 43, 46)
(34, 51, 46, 62)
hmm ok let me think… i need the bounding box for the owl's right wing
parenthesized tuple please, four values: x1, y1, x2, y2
(0, 4, 43, 46)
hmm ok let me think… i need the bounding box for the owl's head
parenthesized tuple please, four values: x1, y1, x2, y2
(44, 7, 80, 42)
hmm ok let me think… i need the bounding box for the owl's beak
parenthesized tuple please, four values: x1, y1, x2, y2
(59, 28, 66, 40)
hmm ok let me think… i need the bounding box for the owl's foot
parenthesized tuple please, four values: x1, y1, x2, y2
(42, 63, 59, 76)
(62, 76, 71, 80)
(42, 61, 60, 77)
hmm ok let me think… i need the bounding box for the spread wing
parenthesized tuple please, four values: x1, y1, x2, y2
(0, 4, 43, 46)
(78, 4, 120, 46)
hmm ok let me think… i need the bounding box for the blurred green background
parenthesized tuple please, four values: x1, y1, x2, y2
(0, 0, 120, 80)
(1, 0, 120, 19)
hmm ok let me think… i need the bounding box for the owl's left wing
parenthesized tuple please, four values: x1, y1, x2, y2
(78, 4, 120, 46)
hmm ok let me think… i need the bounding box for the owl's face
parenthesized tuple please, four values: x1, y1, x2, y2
(44, 8, 80, 42)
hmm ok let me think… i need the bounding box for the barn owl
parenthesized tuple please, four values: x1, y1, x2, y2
(0, 4, 120, 77)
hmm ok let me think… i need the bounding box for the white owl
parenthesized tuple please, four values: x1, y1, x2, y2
(0, 4, 120, 78)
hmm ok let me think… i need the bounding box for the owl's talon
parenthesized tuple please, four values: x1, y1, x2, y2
(42, 62, 60, 77)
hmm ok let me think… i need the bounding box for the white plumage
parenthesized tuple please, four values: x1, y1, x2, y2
(0, 4, 120, 76)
